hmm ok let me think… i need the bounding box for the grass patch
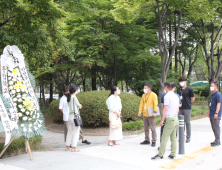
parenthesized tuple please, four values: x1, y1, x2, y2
(123, 104, 208, 131)
(0, 135, 42, 158)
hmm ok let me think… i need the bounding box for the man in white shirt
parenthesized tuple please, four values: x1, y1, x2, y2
(152, 81, 179, 160)
(59, 86, 70, 142)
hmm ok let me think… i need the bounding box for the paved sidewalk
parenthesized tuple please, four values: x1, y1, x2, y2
(0, 117, 222, 170)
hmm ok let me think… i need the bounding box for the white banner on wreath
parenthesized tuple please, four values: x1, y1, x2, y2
(1, 47, 19, 129)
(0, 97, 12, 146)
(19, 66, 39, 111)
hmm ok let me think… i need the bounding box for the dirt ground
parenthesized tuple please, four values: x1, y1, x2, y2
(44, 115, 144, 136)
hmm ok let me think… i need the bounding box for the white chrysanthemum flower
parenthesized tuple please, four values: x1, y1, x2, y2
(18, 105, 23, 108)
(18, 98, 22, 102)
(28, 124, 32, 127)
(26, 111, 29, 115)
(16, 89, 21, 93)
(33, 115, 36, 119)
(22, 93, 27, 97)
(18, 113, 23, 117)
(28, 118, 32, 121)
(21, 88, 25, 92)
(8, 77, 12, 80)
(13, 98, 17, 102)
(9, 86, 13, 90)
(30, 111, 33, 115)
(23, 117, 28, 121)
(12, 78, 17, 82)
(21, 108, 25, 112)
(11, 90, 16, 94)
(9, 81, 13, 85)
(20, 124, 24, 127)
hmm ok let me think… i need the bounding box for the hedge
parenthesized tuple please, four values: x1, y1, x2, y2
(49, 91, 142, 127)
(192, 85, 209, 98)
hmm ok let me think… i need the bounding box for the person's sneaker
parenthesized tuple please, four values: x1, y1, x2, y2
(211, 142, 220, 147)
(82, 140, 91, 145)
(151, 155, 163, 160)
(151, 142, 156, 147)
(157, 147, 160, 150)
(212, 142, 221, 145)
(140, 140, 150, 145)
(168, 155, 175, 159)
(186, 138, 190, 143)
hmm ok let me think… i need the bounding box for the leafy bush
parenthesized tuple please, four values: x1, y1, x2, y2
(122, 120, 143, 131)
(49, 91, 141, 127)
(0, 135, 42, 157)
(192, 85, 209, 98)
(49, 98, 63, 123)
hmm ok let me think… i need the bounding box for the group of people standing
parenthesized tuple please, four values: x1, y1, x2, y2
(58, 76, 222, 160)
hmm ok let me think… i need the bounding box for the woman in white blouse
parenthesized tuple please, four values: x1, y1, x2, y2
(106, 86, 123, 146)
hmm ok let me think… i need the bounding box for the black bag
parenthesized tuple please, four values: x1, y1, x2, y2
(72, 96, 83, 127)
(74, 115, 83, 127)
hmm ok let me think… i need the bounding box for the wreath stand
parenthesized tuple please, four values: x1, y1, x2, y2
(0, 136, 33, 160)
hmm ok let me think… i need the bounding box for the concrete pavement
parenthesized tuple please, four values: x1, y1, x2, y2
(0, 117, 222, 170)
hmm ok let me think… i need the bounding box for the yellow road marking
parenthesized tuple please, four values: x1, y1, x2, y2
(160, 146, 217, 169)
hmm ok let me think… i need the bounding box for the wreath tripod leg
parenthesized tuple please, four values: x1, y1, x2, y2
(25, 138, 33, 160)
(0, 136, 16, 158)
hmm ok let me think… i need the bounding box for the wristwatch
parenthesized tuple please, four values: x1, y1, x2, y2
(215, 112, 218, 115)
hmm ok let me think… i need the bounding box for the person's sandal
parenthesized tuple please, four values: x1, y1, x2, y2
(108, 143, 114, 146)
(65, 147, 71, 151)
(113, 141, 120, 145)
(71, 148, 80, 152)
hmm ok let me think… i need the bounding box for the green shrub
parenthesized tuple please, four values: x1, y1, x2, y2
(49, 98, 63, 123)
(0, 135, 42, 157)
(192, 85, 209, 98)
(194, 94, 207, 102)
(49, 91, 142, 127)
(122, 120, 144, 131)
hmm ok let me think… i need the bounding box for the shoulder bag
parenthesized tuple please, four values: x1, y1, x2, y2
(110, 111, 122, 129)
(72, 96, 83, 127)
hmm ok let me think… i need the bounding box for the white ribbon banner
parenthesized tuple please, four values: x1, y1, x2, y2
(19, 66, 39, 111)
(0, 97, 12, 146)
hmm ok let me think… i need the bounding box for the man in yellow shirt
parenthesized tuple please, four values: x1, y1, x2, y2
(138, 83, 158, 147)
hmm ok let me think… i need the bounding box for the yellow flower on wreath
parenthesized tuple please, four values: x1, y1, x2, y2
(23, 99, 33, 107)
(12, 68, 17, 74)
(20, 84, 26, 90)
(27, 106, 32, 111)
(17, 81, 22, 85)
(14, 84, 19, 89)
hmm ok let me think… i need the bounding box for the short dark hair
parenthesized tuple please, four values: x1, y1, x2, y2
(179, 76, 187, 82)
(171, 82, 177, 88)
(144, 83, 152, 89)
(211, 81, 218, 87)
(164, 81, 173, 90)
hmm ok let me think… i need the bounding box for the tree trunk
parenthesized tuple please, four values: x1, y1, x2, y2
(83, 77, 86, 92)
(41, 84, 46, 109)
(169, 20, 172, 69)
(175, 47, 178, 73)
(92, 68, 97, 90)
(113, 55, 117, 86)
(49, 74, 53, 103)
